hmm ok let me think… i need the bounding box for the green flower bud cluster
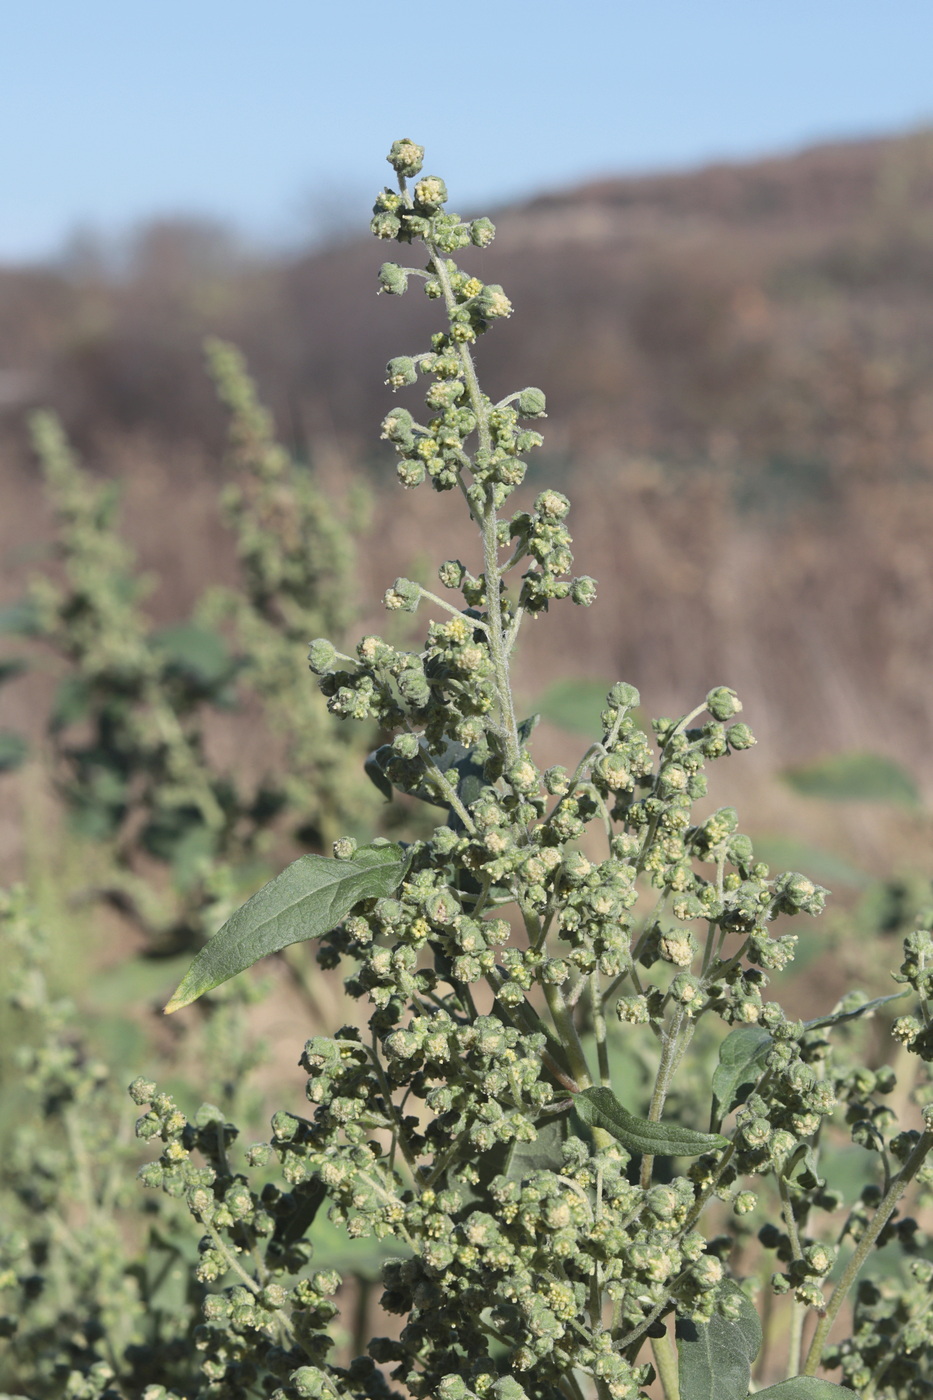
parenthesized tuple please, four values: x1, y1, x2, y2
(824, 1268, 933, 1398)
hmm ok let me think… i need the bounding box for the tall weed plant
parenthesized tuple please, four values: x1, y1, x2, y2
(3, 140, 933, 1400)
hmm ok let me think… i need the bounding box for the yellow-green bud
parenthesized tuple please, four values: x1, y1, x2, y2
(371, 212, 401, 240)
(470, 217, 496, 247)
(414, 176, 448, 211)
(386, 357, 418, 389)
(476, 284, 512, 319)
(706, 686, 743, 721)
(384, 577, 421, 612)
(535, 489, 570, 519)
(308, 638, 337, 674)
(378, 262, 409, 295)
(518, 387, 547, 417)
(570, 576, 597, 606)
(387, 138, 424, 178)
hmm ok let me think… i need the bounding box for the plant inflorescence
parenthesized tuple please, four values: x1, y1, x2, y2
(5, 138, 933, 1400)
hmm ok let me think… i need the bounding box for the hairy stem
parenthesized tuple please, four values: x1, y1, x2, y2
(802, 1127, 933, 1376)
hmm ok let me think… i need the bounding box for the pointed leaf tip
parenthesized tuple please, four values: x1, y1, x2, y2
(163, 843, 408, 1012)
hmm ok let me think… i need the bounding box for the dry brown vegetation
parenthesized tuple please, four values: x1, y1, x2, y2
(4, 130, 933, 881)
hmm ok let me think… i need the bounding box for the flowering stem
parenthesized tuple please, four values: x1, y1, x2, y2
(802, 1127, 933, 1376)
(425, 240, 521, 767)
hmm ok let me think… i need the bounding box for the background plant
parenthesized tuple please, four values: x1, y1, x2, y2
(1, 348, 379, 952)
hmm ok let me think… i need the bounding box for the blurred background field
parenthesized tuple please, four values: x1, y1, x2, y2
(5, 128, 933, 890)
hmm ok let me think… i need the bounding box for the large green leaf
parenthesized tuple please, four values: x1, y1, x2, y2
(677, 1279, 761, 1400)
(783, 752, 919, 808)
(711, 1027, 773, 1126)
(573, 1086, 728, 1157)
(164, 841, 409, 1012)
(754, 1381, 857, 1399)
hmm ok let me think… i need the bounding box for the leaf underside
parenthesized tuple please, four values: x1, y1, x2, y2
(753, 1380, 858, 1398)
(574, 1086, 729, 1157)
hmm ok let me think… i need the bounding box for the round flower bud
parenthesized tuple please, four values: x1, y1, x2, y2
(385, 357, 418, 389)
(616, 994, 650, 1024)
(414, 176, 448, 211)
(475, 284, 512, 318)
(397, 460, 426, 488)
(391, 732, 420, 759)
(727, 722, 756, 750)
(659, 928, 698, 967)
(333, 836, 357, 861)
(670, 973, 701, 1006)
(438, 558, 466, 589)
(470, 217, 496, 247)
(373, 188, 402, 213)
(128, 1076, 156, 1105)
(608, 681, 640, 709)
(570, 576, 597, 606)
(518, 387, 547, 418)
(534, 489, 570, 520)
(378, 262, 409, 295)
(741, 1116, 771, 1148)
(371, 212, 401, 240)
(387, 138, 424, 178)
(308, 638, 337, 674)
(384, 577, 421, 612)
(706, 686, 743, 721)
(381, 407, 415, 446)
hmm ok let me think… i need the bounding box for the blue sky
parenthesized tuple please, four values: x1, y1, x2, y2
(3, 0, 933, 262)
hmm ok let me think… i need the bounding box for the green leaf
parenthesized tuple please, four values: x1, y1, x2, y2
(517, 713, 540, 745)
(49, 675, 92, 731)
(574, 1086, 729, 1157)
(504, 1112, 568, 1182)
(804, 990, 908, 1033)
(365, 738, 486, 819)
(783, 752, 920, 808)
(536, 677, 614, 735)
(753, 1381, 858, 1399)
(151, 621, 236, 689)
(164, 841, 409, 1012)
(752, 836, 870, 891)
(0, 730, 28, 773)
(364, 748, 394, 802)
(677, 1279, 761, 1400)
(711, 1027, 773, 1126)
(278, 1178, 327, 1247)
(0, 595, 39, 636)
(0, 658, 27, 686)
